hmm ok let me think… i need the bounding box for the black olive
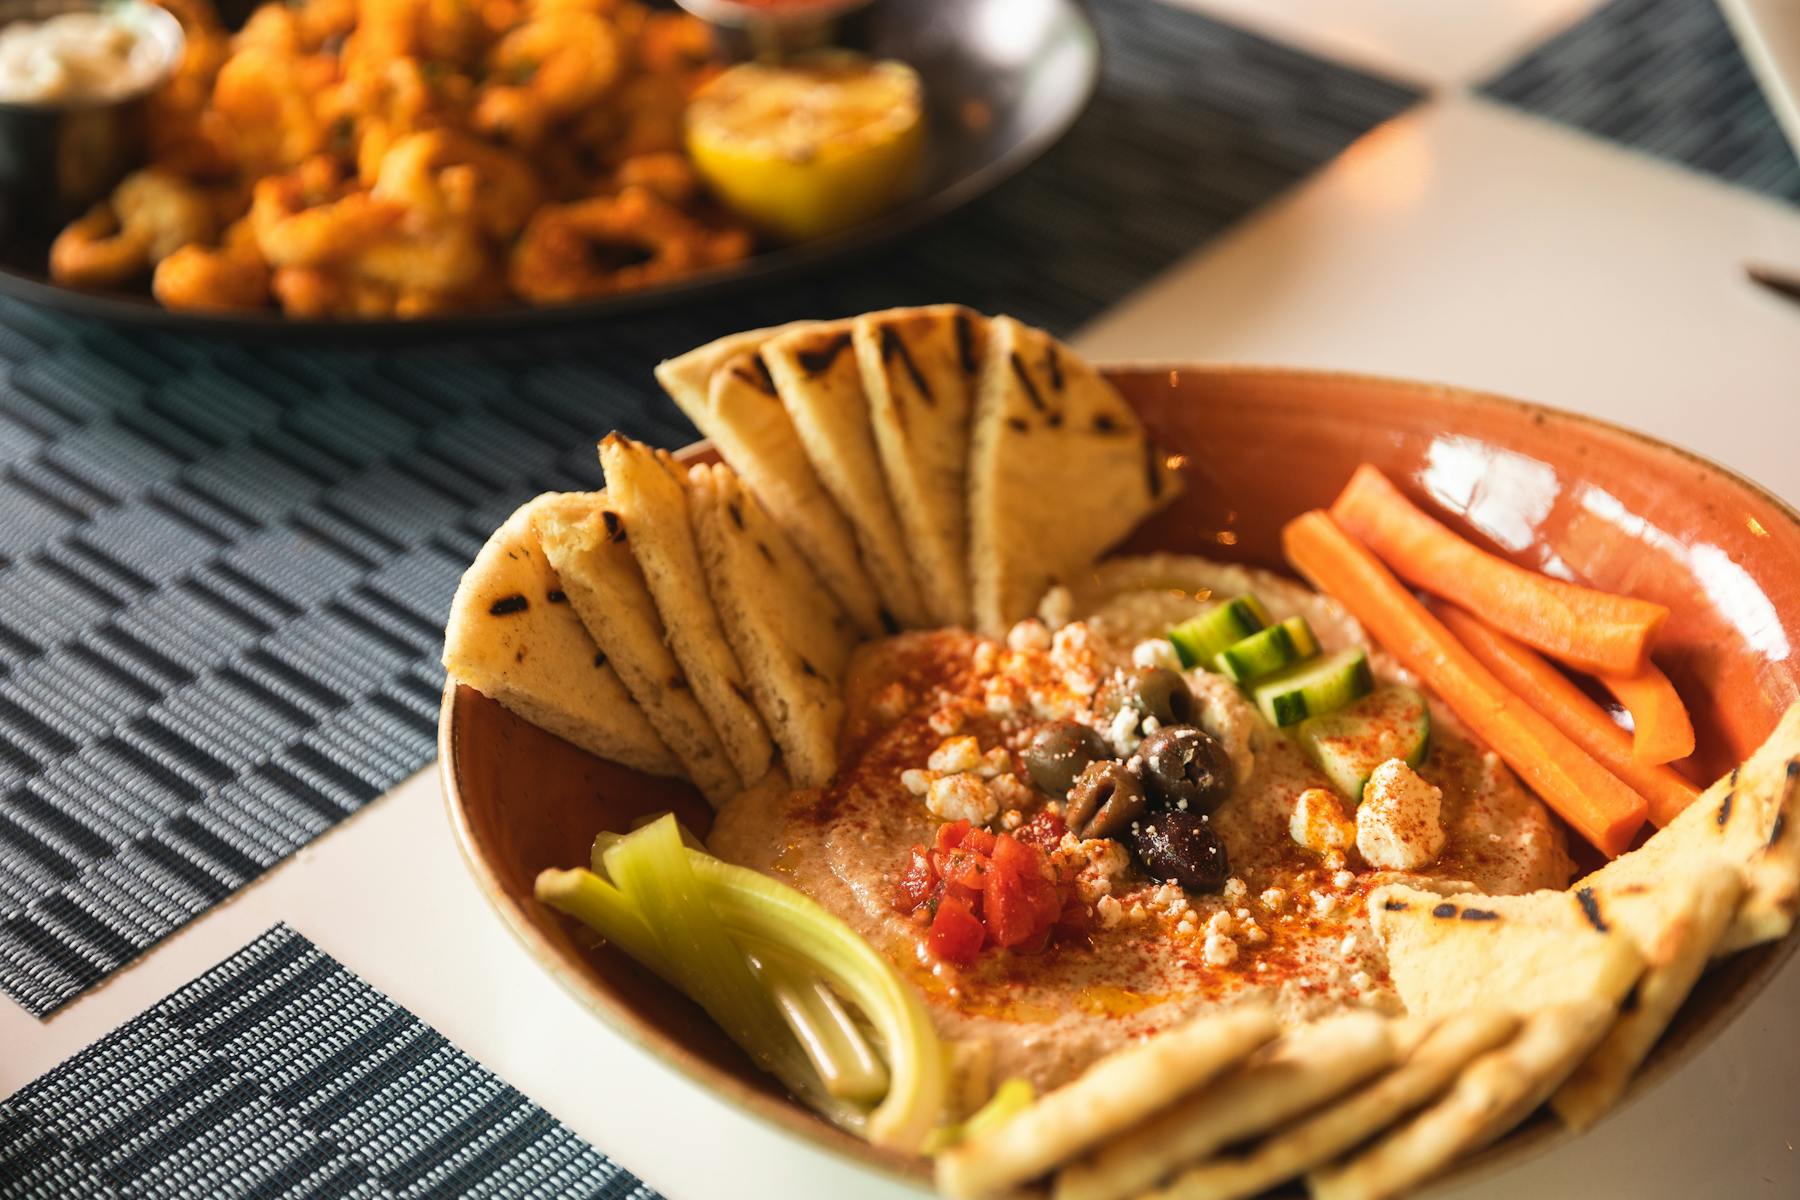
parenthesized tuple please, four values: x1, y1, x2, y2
(1131, 724, 1234, 814)
(1023, 721, 1111, 798)
(1099, 666, 1198, 728)
(1130, 811, 1230, 893)
(1064, 760, 1148, 841)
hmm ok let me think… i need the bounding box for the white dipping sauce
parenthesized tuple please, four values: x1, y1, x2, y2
(0, 6, 172, 105)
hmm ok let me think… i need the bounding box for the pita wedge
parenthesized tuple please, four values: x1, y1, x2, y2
(688, 461, 857, 788)
(762, 319, 932, 629)
(1551, 862, 1744, 1130)
(655, 327, 887, 637)
(443, 495, 677, 777)
(967, 315, 1185, 634)
(1575, 704, 1800, 954)
(934, 1000, 1279, 1200)
(1308, 1001, 1615, 1200)
(1368, 884, 1646, 1020)
(532, 491, 742, 805)
(600, 435, 772, 787)
(1150, 1009, 1521, 1200)
(852, 304, 987, 628)
(1055, 1012, 1395, 1200)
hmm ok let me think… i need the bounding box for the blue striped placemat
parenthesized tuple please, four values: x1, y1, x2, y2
(1481, 0, 1800, 204)
(0, 0, 1421, 1016)
(0, 924, 657, 1199)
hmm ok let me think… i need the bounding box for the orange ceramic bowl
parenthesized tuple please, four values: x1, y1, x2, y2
(439, 365, 1800, 1191)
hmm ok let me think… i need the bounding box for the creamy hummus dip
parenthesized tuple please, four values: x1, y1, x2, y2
(709, 556, 1573, 1094)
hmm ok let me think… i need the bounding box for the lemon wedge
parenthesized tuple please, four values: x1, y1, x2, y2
(686, 53, 924, 242)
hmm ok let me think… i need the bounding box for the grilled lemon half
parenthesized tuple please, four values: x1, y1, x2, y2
(686, 53, 924, 242)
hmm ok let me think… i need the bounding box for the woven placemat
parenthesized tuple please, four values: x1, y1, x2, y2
(0, 0, 1421, 1016)
(1481, 0, 1800, 204)
(0, 924, 656, 1199)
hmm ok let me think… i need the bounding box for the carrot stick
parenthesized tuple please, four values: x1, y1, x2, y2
(1329, 464, 1669, 676)
(1435, 602, 1699, 826)
(1283, 509, 1647, 857)
(1598, 662, 1696, 767)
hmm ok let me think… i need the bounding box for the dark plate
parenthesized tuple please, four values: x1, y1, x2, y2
(0, 0, 1099, 341)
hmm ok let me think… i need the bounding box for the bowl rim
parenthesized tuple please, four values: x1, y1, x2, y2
(439, 360, 1800, 1193)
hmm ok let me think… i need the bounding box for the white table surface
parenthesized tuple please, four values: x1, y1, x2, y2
(5, 1, 1799, 1196)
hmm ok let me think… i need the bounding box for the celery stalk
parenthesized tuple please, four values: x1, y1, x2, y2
(922, 1078, 1036, 1155)
(749, 940, 890, 1104)
(533, 867, 671, 981)
(686, 853, 946, 1153)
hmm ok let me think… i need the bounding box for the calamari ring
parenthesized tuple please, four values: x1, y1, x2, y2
(152, 220, 271, 312)
(509, 184, 745, 304)
(251, 156, 404, 268)
(371, 129, 542, 239)
(48, 204, 152, 288)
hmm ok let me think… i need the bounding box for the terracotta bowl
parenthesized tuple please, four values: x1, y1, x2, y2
(439, 365, 1800, 1192)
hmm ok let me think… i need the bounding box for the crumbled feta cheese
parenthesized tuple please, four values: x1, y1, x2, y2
(929, 706, 965, 736)
(926, 774, 998, 825)
(1108, 705, 1143, 755)
(1289, 787, 1354, 855)
(991, 774, 1031, 806)
(984, 677, 1022, 715)
(1203, 932, 1239, 967)
(1000, 809, 1024, 831)
(1141, 716, 1162, 736)
(929, 735, 982, 774)
(1242, 923, 1268, 946)
(1356, 759, 1447, 870)
(1007, 618, 1052, 652)
(975, 747, 1012, 778)
(901, 768, 933, 796)
(1311, 890, 1337, 918)
(1349, 970, 1373, 993)
(1338, 933, 1359, 958)
(1096, 895, 1124, 929)
(1260, 887, 1288, 912)
(1132, 638, 1181, 671)
(1206, 910, 1235, 937)
(1332, 870, 1356, 890)
(1222, 876, 1248, 903)
(1176, 914, 1199, 936)
(972, 642, 999, 674)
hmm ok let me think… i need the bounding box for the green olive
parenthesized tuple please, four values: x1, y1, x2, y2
(1024, 720, 1111, 798)
(1065, 760, 1148, 841)
(1099, 666, 1198, 728)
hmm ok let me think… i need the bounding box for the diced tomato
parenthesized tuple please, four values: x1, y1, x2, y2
(896, 845, 936, 911)
(1014, 809, 1067, 851)
(934, 820, 972, 852)
(929, 893, 985, 965)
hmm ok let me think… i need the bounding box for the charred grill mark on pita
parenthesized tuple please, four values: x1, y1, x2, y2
(1717, 789, 1734, 827)
(728, 502, 745, 530)
(1046, 343, 1065, 392)
(879, 607, 900, 635)
(796, 332, 853, 376)
(954, 311, 978, 375)
(1093, 414, 1120, 434)
(489, 594, 528, 616)
(593, 650, 607, 667)
(1006, 417, 1029, 433)
(1009, 351, 1048, 413)
(1771, 762, 1799, 847)
(732, 356, 778, 395)
(1575, 886, 1609, 932)
(880, 325, 933, 405)
(547, 589, 567, 604)
(1431, 902, 1458, 919)
(602, 510, 627, 543)
(1619, 981, 1641, 1013)
(800, 656, 820, 678)
(1459, 907, 1500, 921)
(1383, 898, 1409, 911)
(756, 540, 775, 565)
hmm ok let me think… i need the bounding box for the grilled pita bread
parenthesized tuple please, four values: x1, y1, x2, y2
(1368, 884, 1646, 1020)
(1576, 704, 1800, 955)
(1148, 1009, 1521, 1200)
(934, 1000, 1279, 1200)
(1308, 1001, 1615, 1200)
(655, 326, 887, 638)
(762, 318, 931, 629)
(599, 435, 772, 787)
(1551, 862, 1743, 1130)
(1054, 1013, 1395, 1200)
(688, 461, 855, 788)
(532, 491, 741, 805)
(853, 304, 987, 628)
(967, 316, 1184, 634)
(443, 495, 677, 777)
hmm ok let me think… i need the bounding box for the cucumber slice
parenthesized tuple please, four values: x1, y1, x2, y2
(1213, 616, 1321, 683)
(1252, 647, 1374, 727)
(1298, 685, 1432, 802)
(1168, 595, 1272, 669)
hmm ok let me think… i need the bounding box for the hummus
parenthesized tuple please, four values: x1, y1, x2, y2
(709, 557, 1574, 1094)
